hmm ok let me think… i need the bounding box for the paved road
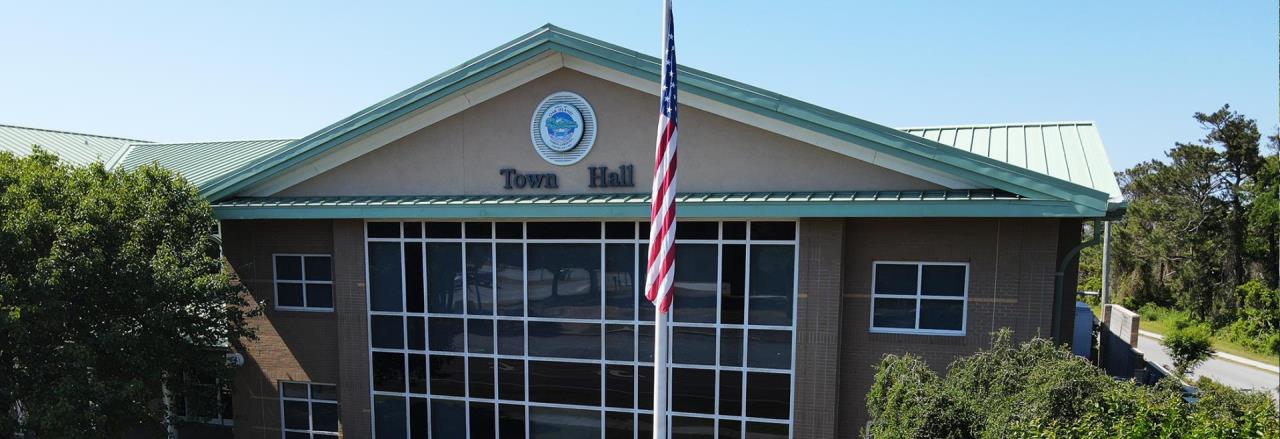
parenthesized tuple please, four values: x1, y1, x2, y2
(1136, 333, 1279, 401)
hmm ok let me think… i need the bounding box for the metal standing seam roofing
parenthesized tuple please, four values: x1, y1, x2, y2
(901, 122, 1122, 202)
(115, 139, 297, 188)
(0, 124, 148, 166)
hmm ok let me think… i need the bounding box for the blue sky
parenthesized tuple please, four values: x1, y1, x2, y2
(0, 1, 1274, 169)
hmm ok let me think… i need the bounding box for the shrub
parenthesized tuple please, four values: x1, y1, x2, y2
(865, 329, 1280, 438)
(1163, 323, 1215, 378)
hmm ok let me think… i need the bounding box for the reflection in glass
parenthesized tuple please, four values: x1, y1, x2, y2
(466, 242, 494, 314)
(528, 321, 600, 359)
(748, 245, 794, 326)
(873, 298, 916, 329)
(528, 360, 599, 406)
(496, 244, 523, 316)
(527, 244, 600, 319)
(672, 244, 717, 323)
(430, 399, 465, 438)
(529, 406, 601, 438)
(605, 243, 636, 320)
(368, 242, 402, 312)
(427, 243, 463, 314)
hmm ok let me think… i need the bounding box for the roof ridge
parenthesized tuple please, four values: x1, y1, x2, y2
(0, 123, 151, 143)
(132, 138, 296, 147)
(898, 121, 1097, 131)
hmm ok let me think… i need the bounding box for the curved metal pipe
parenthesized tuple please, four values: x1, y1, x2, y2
(1053, 219, 1102, 342)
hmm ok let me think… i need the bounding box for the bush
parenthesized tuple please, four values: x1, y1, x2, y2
(1163, 323, 1215, 378)
(865, 329, 1280, 438)
(1224, 281, 1280, 355)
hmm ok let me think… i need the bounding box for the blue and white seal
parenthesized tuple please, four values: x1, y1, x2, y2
(531, 91, 597, 165)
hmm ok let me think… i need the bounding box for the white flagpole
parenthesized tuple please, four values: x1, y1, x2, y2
(653, 304, 669, 439)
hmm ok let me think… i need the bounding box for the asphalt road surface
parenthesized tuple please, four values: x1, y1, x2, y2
(1136, 333, 1279, 401)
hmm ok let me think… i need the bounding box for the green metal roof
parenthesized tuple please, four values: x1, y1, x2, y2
(210, 190, 1101, 219)
(0, 124, 148, 166)
(901, 122, 1122, 201)
(116, 139, 296, 188)
(197, 24, 1115, 216)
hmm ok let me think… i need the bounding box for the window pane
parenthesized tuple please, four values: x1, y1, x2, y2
(638, 243, 655, 322)
(403, 221, 422, 238)
(470, 402, 496, 439)
(529, 360, 599, 406)
(495, 222, 523, 239)
(306, 283, 333, 309)
(405, 242, 424, 313)
(275, 255, 302, 280)
(428, 317, 464, 352)
(638, 325, 654, 363)
(285, 432, 309, 439)
(919, 299, 964, 331)
(430, 399, 466, 438)
(921, 265, 966, 297)
(466, 242, 494, 315)
(528, 321, 599, 359)
(526, 243, 600, 319)
(747, 329, 791, 369)
(672, 416, 714, 438)
(368, 242, 403, 312)
(744, 422, 789, 439)
(426, 243, 463, 314)
(281, 382, 308, 398)
(720, 328, 743, 367)
(469, 357, 495, 399)
(312, 401, 339, 432)
(721, 244, 746, 324)
(276, 283, 304, 308)
(749, 222, 794, 240)
(282, 400, 309, 429)
(605, 411, 634, 439)
(637, 366, 653, 410)
(605, 364, 633, 408)
(605, 324, 634, 361)
(722, 221, 746, 240)
(424, 222, 462, 239)
(498, 359, 524, 401)
(372, 352, 405, 392)
(671, 368, 715, 414)
(304, 256, 331, 281)
(410, 398, 428, 439)
(719, 420, 743, 439)
(468, 319, 494, 354)
(311, 384, 337, 401)
(672, 244, 717, 323)
(406, 316, 425, 350)
(745, 372, 790, 420)
(466, 222, 493, 239)
(529, 406, 600, 438)
(872, 298, 917, 329)
(672, 327, 715, 365)
(526, 222, 599, 239)
(675, 221, 718, 240)
(605, 244, 636, 320)
(367, 222, 400, 238)
(748, 245, 794, 326)
(371, 315, 403, 349)
(497, 320, 524, 355)
(408, 354, 427, 394)
(499, 403, 526, 438)
(495, 243, 524, 316)
(605, 222, 634, 239)
(719, 370, 742, 416)
(874, 263, 918, 295)
(428, 355, 465, 397)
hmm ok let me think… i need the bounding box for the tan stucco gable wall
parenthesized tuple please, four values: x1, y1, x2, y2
(276, 68, 942, 197)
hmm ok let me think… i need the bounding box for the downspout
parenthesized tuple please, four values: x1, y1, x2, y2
(1053, 219, 1102, 343)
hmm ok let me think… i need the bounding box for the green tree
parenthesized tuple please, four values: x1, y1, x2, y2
(0, 148, 258, 437)
(1162, 322, 1215, 379)
(1193, 105, 1264, 296)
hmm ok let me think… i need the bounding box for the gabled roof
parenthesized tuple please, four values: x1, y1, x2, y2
(0, 124, 148, 166)
(116, 139, 296, 188)
(197, 24, 1116, 216)
(901, 122, 1122, 201)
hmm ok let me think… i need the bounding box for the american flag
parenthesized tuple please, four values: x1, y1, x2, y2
(645, 0, 679, 314)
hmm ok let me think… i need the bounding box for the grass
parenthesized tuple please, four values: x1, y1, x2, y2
(1088, 303, 1279, 367)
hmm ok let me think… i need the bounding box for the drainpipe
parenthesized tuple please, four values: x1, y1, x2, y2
(1053, 219, 1102, 343)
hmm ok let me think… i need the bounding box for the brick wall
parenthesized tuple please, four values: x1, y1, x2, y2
(222, 220, 341, 439)
(333, 220, 372, 437)
(793, 219, 845, 439)
(836, 218, 1068, 435)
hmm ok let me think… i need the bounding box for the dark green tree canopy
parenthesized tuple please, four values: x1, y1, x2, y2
(0, 148, 257, 436)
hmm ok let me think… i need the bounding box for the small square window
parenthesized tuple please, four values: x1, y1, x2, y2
(274, 255, 334, 311)
(280, 381, 339, 437)
(870, 262, 967, 335)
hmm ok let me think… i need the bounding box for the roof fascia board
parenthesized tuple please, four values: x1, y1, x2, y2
(212, 199, 1103, 220)
(240, 51, 566, 197)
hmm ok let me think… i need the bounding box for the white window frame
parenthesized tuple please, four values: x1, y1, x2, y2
(273, 253, 335, 312)
(175, 376, 234, 427)
(279, 381, 339, 438)
(869, 261, 969, 336)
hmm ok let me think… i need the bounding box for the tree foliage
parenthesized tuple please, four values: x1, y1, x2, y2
(0, 148, 258, 436)
(865, 330, 1280, 438)
(1080, 104, 1279, 355)
(1162, 322, 1214, 378)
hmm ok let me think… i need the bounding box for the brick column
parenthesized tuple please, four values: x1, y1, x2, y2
(333, 220, 371, 438)
(793, 219, 845, 439)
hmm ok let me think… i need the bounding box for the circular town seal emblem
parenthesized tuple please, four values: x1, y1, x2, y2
(531, 91, 597, 165)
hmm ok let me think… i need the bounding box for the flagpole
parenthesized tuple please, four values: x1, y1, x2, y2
(653, 305, 669, 439)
